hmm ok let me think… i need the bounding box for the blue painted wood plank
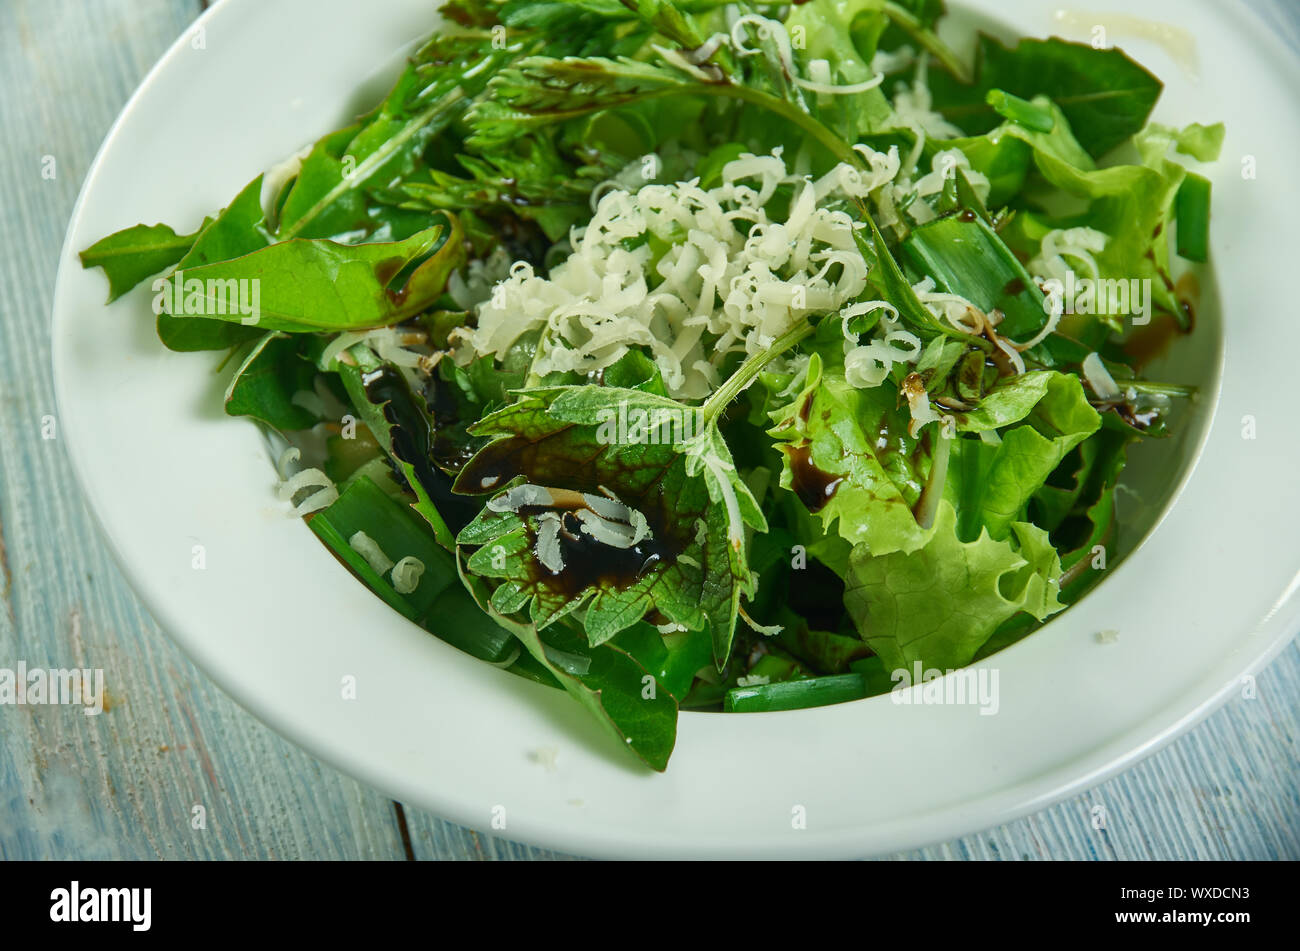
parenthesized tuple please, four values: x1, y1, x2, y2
(0, 0, 407, 861)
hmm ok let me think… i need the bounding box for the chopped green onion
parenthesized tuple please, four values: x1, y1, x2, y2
(424, 585, 517, 663)
(1175, 172, 1211, 262)
(310, 476, 515, 662)
(985, 89, 1055, 133)
(902, 213, 1046, 341)
(724, 673, 868, 713)
(849, 656, 900, 696)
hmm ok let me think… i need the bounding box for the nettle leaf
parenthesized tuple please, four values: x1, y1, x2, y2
(768, 353, 931, 558)
(156, 215, 464, 332)
(459, 567, 678, 771)
(845, 499, 1064, 672)
(453, 386, 763, 663)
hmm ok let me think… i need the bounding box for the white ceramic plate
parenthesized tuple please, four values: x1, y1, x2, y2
(53, 0, 1300, 857)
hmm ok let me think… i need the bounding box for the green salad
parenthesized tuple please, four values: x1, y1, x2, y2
(81, 0, 1221, 770)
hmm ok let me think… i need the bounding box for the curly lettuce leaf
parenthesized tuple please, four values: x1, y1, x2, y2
(845, 500, 1064, 671)
(782, 0, 894, 137)
(987, 102, 1198, 322)
(942, 371, 1100, 541)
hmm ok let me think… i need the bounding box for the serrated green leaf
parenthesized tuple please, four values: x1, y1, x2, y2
(458, 566, 679, 771)
(453, 386, 762, 663)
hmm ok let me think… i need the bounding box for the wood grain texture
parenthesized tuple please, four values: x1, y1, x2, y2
(1, 0, 1296, 861)
(0, 0, 406, 861)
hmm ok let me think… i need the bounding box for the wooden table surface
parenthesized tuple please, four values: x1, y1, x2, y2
(2, 0, 1297, 861)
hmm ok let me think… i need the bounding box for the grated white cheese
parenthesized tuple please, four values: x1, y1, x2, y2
(890, 56, 965, 144)
(1026, 227, 1108, 341)
(448, 245, 513, 310)
(488, 483, 557, 512)
(912, 148, 990, 202)
(456, 149, 890, 400)
(841, 300, 925, 389)
(1082, 352, 1122, 401)
(390, 556, 425, 594)
(349, 530, 395, 575)
(290, 389, 328, 418)
(277, 462, 338, 516)
(912, 276, 984, 335)
(1029, 227, 1107, 285)
(276, 446, 302, 481)
(870, 44, 917, 75)
(535, 512, 565, 573)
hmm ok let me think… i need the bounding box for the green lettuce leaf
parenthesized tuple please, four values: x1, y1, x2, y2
(784, 0, 894, 138)
(989, 102, 1195, 321)
(155, 175, 271, 351)
(1158, 120, 1225, 163)
(845, 500, 1064, 671)
(943, 371, 1100, 541)
(768, 352, 931, 557)
(460, 569, 679, 771)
